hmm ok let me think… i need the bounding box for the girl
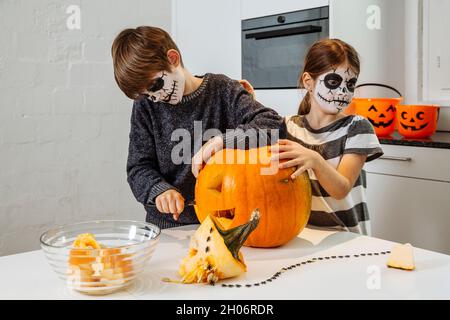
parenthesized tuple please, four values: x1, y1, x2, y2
(271, 39, 383, 235)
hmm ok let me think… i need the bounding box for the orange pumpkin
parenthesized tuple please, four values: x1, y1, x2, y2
(353, 98, 402, 136)
(396, 105, 439, 139)
(194, 146, 312, 248)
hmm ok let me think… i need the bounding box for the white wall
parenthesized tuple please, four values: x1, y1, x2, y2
(0, 0, 172, 256)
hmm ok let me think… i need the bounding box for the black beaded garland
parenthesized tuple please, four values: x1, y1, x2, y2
(220, 250, 391, 288)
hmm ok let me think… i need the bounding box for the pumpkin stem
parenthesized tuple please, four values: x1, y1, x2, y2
(212, 208, 260, 261)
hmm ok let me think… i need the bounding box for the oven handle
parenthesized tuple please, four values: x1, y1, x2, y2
(245, 25, 322, 40)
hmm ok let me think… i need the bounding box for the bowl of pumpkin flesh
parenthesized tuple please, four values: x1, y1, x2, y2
(40, 220, 160, 295)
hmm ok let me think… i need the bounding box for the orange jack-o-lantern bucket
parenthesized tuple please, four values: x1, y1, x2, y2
(396, 105, 439, 139)
(351, 83, 403, 137)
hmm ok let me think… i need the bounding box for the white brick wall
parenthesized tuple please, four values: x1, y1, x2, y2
(0, 0, 172, 256)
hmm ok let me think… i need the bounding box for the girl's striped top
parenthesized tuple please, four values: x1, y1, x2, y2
(286, 114, 383, 235)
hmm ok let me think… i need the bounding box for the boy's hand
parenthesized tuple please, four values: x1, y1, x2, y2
(192, 136, 224, 178)
(155, 189, 185, 221)
(239, 79, 255, 98)
(270, 139, 321, 179)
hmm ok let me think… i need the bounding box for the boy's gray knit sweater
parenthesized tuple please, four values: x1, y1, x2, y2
(127, 73, 286, 228)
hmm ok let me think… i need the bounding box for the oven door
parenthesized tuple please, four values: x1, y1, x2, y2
(242, 7, 329, 89)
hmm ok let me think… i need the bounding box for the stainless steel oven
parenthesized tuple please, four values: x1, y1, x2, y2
(242, 6, 329, 89)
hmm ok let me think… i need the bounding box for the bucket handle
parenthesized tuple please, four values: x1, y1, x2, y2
(355, 83, 403, 98)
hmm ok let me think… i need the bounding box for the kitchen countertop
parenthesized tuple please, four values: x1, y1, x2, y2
(379, 131, 450, 149)
(0, 226, 449, 300)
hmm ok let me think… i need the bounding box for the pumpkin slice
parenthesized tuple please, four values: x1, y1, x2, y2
(68, 233, 133, 291)
(178, 208, 260, 285)
(69, 233, 101, 267)
(387, 243, 415, 271)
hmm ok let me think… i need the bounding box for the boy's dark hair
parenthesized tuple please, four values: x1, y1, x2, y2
(111, 26, 183, 100)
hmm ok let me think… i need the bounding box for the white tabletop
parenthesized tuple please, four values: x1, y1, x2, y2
(1, 226, 449, 300)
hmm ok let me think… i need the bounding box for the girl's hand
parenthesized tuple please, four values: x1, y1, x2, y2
(192, 136, 224, 178)
(270, 139, 321, 179)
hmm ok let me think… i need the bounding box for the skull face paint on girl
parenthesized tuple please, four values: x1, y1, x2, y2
(145, 67, 186, 105)
(314, 66, 358, 114)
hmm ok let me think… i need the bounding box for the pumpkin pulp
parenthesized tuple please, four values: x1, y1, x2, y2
(178, 209, 260, 284)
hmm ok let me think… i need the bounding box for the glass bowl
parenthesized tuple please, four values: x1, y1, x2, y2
(40, 220, 160, 295)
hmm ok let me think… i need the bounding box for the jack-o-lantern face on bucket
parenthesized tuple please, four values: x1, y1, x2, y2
(366, 104, 395, 129)
(396, 105, 439, 139)
(400, 111, 428, 131)
(194, 147, 312, 248)
(353, 98, 402, 136)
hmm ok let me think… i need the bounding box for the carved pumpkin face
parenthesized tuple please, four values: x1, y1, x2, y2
(194, 146, 312, 248)
(396, 105, 439, 139)
(353, 98, 402, 136)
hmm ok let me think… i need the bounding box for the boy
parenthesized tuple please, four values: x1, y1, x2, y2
(111, 26, 286, 228)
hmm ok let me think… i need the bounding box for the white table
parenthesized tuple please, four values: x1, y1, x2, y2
(0, 226, 449, 299)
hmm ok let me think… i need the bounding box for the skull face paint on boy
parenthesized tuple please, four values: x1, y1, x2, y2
(314, 66, 358, 114)
(145, 67, 186, 105)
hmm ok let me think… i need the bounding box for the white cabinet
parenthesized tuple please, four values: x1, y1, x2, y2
(364, 144, 450, 182)
(330, 0, 406, 97)
(422, 0, 450, 104)
(365, 144, 450, 255)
